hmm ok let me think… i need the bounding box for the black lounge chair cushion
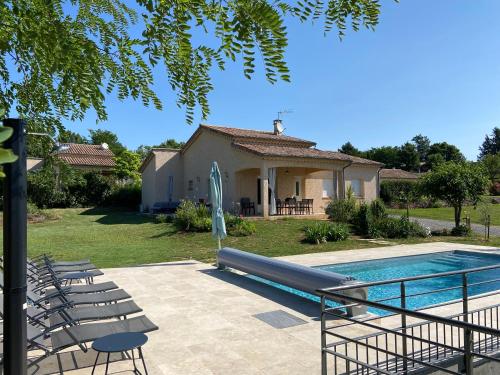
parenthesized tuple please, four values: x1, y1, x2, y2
(48, 300, 142, 327)
(50, 263, 98, 272)
(49, 259, 91, 267)
(50, 315, 158, 351)
(44, 281, 118, 296)
(49, 289, 130, 308)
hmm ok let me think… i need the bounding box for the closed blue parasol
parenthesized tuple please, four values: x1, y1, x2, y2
(210, 161, 227, 257)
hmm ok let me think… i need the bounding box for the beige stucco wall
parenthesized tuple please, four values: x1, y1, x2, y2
(27, 158, 44, 171)
(141, 150, 183, 212)
(181, 130, 259, 211)
(345, 165, 379, 202)
(141, 156, 157, 212)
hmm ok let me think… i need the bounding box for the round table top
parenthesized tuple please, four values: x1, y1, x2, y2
(60, 271, 93, 280)
(92, 332, 148, 353)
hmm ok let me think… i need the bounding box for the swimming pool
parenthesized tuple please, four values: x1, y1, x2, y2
(248, 250, 500, 313)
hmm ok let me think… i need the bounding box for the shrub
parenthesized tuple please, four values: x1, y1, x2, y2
(370, 199, 387, 219)
(229, 220, 256, 236)
(451, 224, 472, 237)
(174, 201, 212, 232)
(105, 183, 141, 209)
(224, 213, 256, 236)
(353, 203, 371, 235)
(380, 180, 420, 208)
(325, 198, 356, 223)
(304, 222, 349, 244)
(368, 216, 429, 239)
(154, 214, 172, 224)
(327, 222, 350, 241)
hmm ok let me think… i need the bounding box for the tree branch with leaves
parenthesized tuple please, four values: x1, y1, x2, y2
(0, 0, 386, 133)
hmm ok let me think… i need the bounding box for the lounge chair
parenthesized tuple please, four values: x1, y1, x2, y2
(0, 270, 111, 298)
(27, 315, 158, 368)
(0, 294, 142, 331)
(27, 286, 131, 308)
(31, 254, 92, 267)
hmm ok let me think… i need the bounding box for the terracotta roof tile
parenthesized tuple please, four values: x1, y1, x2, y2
(233, 142, 382, 165)
(55, 143, 116, 168)
(380, 168, 420, 179)
(200, 124, 316, 147)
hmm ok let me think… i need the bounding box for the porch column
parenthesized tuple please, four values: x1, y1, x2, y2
(260, 165, 269, 218)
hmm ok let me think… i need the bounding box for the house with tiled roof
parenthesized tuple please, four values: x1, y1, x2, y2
(140, 122, 383, 216)
(27, 143, 116, 173)
(380, 168, 420, 182)
(54, 143, 116, 172)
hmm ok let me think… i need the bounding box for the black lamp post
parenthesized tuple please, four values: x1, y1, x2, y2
(3, 118, 28, 375)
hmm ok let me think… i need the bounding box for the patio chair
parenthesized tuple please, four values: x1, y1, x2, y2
(302, 198, 313, 214)
(285, 197, 296, 215)
(240, 197, 255, 216)
(27, 315, 158, 368)
(276, 199, 284, 215)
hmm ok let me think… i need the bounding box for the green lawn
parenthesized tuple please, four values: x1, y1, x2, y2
(15, 208, 386, 268)
(2, 208, 497, 268)
(388, 205, 500, 226)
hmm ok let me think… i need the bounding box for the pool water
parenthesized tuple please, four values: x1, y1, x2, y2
(248, 251, 500, 313)
(319, 250, 500, 312)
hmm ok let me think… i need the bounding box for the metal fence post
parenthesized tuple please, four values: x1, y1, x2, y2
(401, 282, 408, 374)
(2, 118, 28, 375)
(462, 273, 473, 374)
(321, 296, 328, 375)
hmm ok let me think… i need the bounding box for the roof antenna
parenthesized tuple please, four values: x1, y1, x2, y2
(274, 109, 293, 135)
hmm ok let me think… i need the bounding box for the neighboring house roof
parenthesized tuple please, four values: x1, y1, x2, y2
(179, 124, 381, 166)
(380, 168, 420, 180)
(55, 143, 116, 168)
(233, 143, 382, 165)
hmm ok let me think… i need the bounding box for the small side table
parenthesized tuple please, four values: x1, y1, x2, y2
(60, 271, 94, 285)
(91, 332, 149, 375)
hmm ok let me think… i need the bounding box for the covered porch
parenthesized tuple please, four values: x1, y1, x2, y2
(235, 160, 349, 218)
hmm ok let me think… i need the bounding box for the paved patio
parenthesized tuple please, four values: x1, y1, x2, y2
(31, 242, 499, 374)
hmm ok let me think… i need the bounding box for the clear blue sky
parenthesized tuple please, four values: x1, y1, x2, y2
(64, 0, 500, 160)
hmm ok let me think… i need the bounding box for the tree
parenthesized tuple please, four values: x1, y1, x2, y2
(421, 162, 488, 227)
(397, 142, 420, 172)
(114, 150, 142, 182)
(338, 142, 363, 157)
(412, 134, 431, 162)
(426, 153, 446, 171)
(365, 146, 400, 168)
(0, 0, 384, 134)
(136, 139, 185, 159)
(479, 127, 500, 159)
(89, 129, 125, 155)
(427, 142, 465, 164)
(58, 129, 88, 144)
(481, 153, 500, 187)
(157, 139, 185, 149)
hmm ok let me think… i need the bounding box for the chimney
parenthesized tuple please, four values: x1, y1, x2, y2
(273, 119, 283, 135)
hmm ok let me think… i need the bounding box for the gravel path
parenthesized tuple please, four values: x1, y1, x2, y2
(389, 215, 500, 237)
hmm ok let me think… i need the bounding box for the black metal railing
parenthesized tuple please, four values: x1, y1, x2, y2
(318, 262, 500, 374)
